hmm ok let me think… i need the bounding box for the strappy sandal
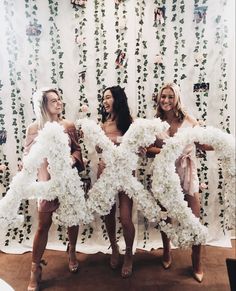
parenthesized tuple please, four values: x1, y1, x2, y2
(27, 260, 47, 291)
(121, 247, 133, 278)
(110, 243, 120, 270)
(67, 244, 79, 273)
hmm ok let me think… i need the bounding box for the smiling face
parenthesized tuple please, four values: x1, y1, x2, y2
(159, 87, 177, 112)
(103, 89, 114, 114)
(45, 91, 63, 118)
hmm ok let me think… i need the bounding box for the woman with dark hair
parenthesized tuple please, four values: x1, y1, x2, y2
(147, 82, 213, 283)
(26, 87, 84, 291)
(97, 85, 134, 278)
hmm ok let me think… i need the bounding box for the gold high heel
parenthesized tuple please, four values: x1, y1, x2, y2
(67, 243, 79, 273)
(121, 247, 133, 278)
(110, 243, 120, 270)
(162, 258, 172, 269)
(191, 252, 203, 283)
(193, 271, 204, 283)
(27, 260, 47, 291)
(162, 250, 172, 269)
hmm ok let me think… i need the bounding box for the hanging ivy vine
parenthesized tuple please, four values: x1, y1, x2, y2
(192, 0, 211, 228)
(0, 81, 10, 198)
(135, 0, 148, 118)
(114, 0, 128, 86)
(214, 0, 230, 232)
(171, 0, 186, 84)
(74, 4, 90, 117)
(94, 0, 108, 121)
(48, 0, 64, 88)
(152, 0, 167, 110)
(215, 1, 230, 134)
(74, 3, 91, 168)
(24, 0, 41, 99)
(3, 0, 31, 246)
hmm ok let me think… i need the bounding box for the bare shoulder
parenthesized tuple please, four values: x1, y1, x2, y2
(26, 121, 39, 135)
(185, 114, 198, 127)
(60, 119, 75, 130)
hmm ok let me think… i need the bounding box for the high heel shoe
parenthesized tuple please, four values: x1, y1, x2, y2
(27, 260, 47, 291)
(121, 247, 133, 278)
(67, 243, 79, 273)
(161, 251, 172, 269)
(191, 251, 203, 283)
(109, 243, 120, 269)
(162, 258, 172, 269)
(193, 271, 204, 283)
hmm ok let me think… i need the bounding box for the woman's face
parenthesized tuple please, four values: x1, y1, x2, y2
(103, 89, 114, 114)
(46, 91, 63, 116)
(159, 87, 177, 112)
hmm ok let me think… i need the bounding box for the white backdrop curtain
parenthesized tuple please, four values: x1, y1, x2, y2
(0, 0, 235, 254)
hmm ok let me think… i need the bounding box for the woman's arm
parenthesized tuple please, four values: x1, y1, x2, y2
(146, 145, 161, 158)
(186, 115, 214, 151)
(195, 142, 214, 151)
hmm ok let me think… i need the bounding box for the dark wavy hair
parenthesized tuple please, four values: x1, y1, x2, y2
(101, 85, 132, 134)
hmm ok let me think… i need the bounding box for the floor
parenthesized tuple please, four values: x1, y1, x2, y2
(0, 240, 235, 291)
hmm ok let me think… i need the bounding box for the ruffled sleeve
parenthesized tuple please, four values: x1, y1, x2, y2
(66, 125, 85, 173)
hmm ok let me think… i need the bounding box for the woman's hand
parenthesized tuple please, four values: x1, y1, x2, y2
(137, 146, 147, 157)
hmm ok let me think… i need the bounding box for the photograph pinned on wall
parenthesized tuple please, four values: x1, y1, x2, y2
(0, 130, 7, 145)
(193, 82, 210, 92)
(115, 49, 128, 68)
(26, 22, 42, 37)
(71, 0, 87, 7)
(193, 6, 207, 24)
(154, 6, 166, 25)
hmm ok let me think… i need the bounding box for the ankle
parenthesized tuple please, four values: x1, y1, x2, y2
(163, 250, 171, 259)
(125, 247, 133, 256)
(28, 262, 42, 291)
(68, 243, 76, 251)
(191, 252, 202, 273)
(121, 252, 133, 278)
(31, 262, 42, 272)
(110, 242, 119, 251)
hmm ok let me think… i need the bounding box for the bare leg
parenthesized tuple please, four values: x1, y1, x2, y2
(119, 192, 135, 278)
(161, 227, 172, 269)
(28, 211, 52, 291)
(159, 203, 172, 269)
(32, 211, 52, 263)
(186, 193, 203, 282)
(104, 204, 120, 269)
(67, 225, 79, 272)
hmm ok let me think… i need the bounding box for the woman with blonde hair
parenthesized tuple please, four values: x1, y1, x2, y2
(147, 82, 213, 283)
(26, 87, 84, 291)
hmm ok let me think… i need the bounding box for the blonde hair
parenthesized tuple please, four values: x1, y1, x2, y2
(155, 82, 186, 122)
(32, 87, 61, 129)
